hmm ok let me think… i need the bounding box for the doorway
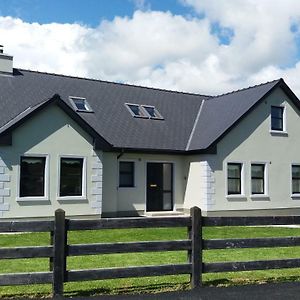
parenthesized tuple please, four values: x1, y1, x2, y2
(146, 162, 173, 211)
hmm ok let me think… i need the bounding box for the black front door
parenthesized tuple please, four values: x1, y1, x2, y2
(146, 163, 173, 212)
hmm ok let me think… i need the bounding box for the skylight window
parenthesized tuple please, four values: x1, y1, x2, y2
(142, 105, 164, 120)
(125, 103, 164, 120)
(70, 96, 93, 112)
(125, 103, 148, 118)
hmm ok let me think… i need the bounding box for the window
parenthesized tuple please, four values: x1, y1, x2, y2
(125, 103, 147, 118)
(70, 97, 92, 112)
(125, 103, 164, 119)
(271, 106, 284, 131)
(142, 105, 164, 119)
(292, 165, 300, 195)
(119, 161, 134, 187)
(227, 163, 242, 195)
(59, 157, 84, 197)
(19, 156, 46, 197)
(251, 164, 265, 195)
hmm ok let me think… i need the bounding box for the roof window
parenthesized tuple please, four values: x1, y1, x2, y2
(70, 96, 93, 112)
(125, 103, 148, 118)
(142, 105, 164, 120)
(125, 103, 164, 120)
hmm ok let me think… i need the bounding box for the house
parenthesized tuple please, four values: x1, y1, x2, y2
(0, 47, 300, 219)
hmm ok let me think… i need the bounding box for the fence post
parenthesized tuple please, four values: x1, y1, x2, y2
(53, 209, 67, 298)
(189, 206, 202, 288)
(49, 231, 54, 271)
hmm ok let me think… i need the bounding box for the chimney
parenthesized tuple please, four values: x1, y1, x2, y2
(0, 45, 13, 76)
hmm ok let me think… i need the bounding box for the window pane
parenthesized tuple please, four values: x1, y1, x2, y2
(144, 106, 156, 118)
(73, 99, 86, 110)
(228, 164, 241, 178)
(271, 106, 283, 118)
(271, 118, 283, 131)
(228, 179, 241, 194)
(119, 162, 134, 187)
(271, 106, 283, 131)
(60, 158, 83, 196)
(163, 163, 172, 191)
(251, 165, 264, 178)
(293, 179, 300, 194)
(292, 166, 300, 179)
(252, 179, 264, 194)
(20, 157, 46, 197)
(163, 193, 172, 210)
(119, 174, 134, 187)
(120, 162, 134, 173)
(128, 104, 143, 117)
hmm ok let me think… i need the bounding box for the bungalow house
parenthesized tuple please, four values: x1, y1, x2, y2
(0, 47, 300, 219)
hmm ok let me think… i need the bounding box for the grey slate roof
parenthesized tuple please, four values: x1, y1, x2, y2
(0, 69, 294, 153)
(187, 79, 281, 150)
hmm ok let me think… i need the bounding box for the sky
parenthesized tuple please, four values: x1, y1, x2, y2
(1, 0, 300, 96)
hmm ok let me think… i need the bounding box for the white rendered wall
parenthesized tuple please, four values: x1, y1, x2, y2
(185, 86, 300, 215)
(0, 104, 103, 219)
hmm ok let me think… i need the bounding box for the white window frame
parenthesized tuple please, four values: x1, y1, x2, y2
(118, 160, 136, 188)
(250, 161, 269, 198)
(225, 161, 246, 199)
(270, 104, 287, 135)
(57, 155, 87, 201)
(16, 154, 50, 202)
(291, 163, 300, 198)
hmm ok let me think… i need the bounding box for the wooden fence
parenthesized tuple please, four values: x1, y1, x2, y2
(1, 207, 300, 298)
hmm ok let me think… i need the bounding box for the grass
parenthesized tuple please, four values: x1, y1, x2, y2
(1, 226, 300, 298)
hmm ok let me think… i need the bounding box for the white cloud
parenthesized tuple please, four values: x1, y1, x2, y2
(0, 17, 90, 77)
(131, 0, 151, 11)
(2, 2, 300, 96)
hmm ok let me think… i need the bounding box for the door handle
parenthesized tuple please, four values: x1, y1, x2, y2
(149, 184, 157, 187)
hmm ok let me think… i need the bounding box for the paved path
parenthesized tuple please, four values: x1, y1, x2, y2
(65, 282, 300, 300)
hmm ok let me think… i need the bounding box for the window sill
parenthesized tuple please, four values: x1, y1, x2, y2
(16, 197, 49, 202)
(57, 196, 87, 201)
(226, 195, 247, 201)
(269, 130, 288, 136)
(250, 195, 270, 201)
(291, 194, 300, 199)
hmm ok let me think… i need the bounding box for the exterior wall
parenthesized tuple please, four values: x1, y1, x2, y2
(185, 87, 300, 216)
(102, 152, 187, 216)
(0, 104, 103, 219)
(4, 85, 299, 218)
(184, 161, 215, 213)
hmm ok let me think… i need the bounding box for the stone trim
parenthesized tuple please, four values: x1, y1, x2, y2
(0, 158, 10, 217)
(90, 151, 103, 214)
(200, 161, 215, 210)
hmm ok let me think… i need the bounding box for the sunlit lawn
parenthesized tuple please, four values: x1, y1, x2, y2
(1, 226, 300, 298)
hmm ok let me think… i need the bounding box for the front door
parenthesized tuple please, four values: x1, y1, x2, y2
(146, 162, 173, 211)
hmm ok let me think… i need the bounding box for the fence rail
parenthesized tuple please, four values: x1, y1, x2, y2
(1, 207, 300, 298)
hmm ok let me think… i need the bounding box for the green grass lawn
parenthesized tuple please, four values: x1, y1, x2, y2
(1, 226, 300, 298)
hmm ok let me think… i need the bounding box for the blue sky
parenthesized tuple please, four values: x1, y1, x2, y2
(0, 0, 195, 26)
(1, 0, 300, 96)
